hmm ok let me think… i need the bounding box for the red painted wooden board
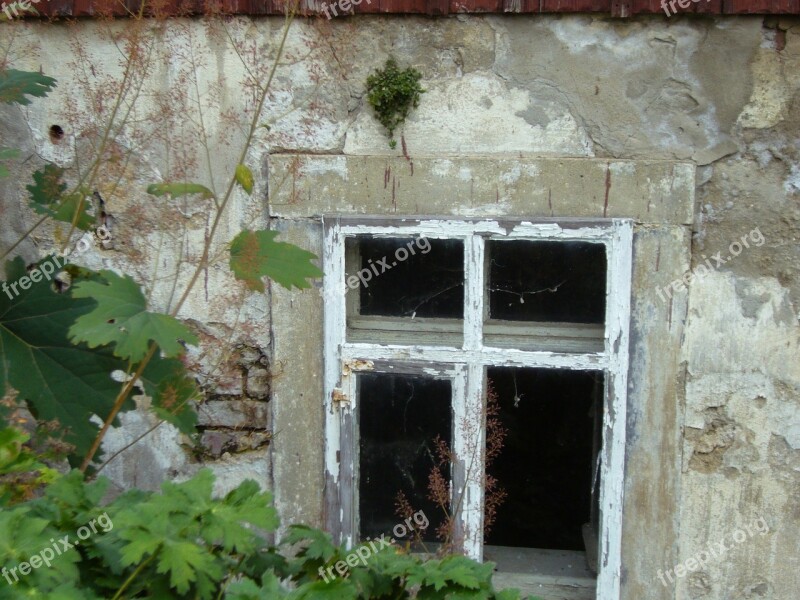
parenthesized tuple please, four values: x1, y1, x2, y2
(724, 0, 800, 12)
(540, 0, 612, 11)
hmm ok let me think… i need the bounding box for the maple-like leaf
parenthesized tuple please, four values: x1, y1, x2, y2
(27, 165, 95, 230)
(283, 525, 339, 563)
(229, 230, 322, 292)
(0, 69, 57, 106)
(69, 270, 198, 362)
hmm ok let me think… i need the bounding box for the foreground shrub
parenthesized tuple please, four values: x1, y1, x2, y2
(0, 469, 535, 599)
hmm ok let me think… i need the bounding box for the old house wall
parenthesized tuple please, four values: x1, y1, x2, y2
(1, 13, 798, 600)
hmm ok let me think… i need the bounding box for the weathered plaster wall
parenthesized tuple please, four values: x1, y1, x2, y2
(1, 12, 798, 600)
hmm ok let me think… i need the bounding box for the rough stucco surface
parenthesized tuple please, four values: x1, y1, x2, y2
(1, 12, 799, 600)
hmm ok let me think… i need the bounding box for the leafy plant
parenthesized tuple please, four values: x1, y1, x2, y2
(0, 256, 198, 466)
(0, 468, 541, 598)
(0, 9, 320, 472)
(366, 58, 425, 149)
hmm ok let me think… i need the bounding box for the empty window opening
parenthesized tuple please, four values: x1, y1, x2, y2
(358, 373, 452, 542)
(485, 367, 603, 552)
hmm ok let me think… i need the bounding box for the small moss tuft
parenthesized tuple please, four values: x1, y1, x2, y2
(365, 57, 425, 148)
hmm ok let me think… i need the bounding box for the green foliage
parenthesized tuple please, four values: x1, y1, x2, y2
(0, 257, 198, 464)
(0, 69, 57, 106)
(27, 165, 95, 230)
(229, 229, 323, 291)
(365, 58, 425, 148)
(0, 426, 59, 504)
(235, 164, 254, 195)
(69, 270, 199, 362)
(146, 182, 214, 199)
(0, 148, 20, 178)
(0, 468, 539, 599)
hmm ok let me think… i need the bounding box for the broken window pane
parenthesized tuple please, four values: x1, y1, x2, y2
(485, 367, 604, 551)
(358, 373, 452, 542)
(346, 237, 464, 319)
(488, 241, 606, 323)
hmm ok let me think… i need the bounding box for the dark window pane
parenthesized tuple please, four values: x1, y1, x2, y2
(348, 237, 464, 318)
(359, 373, 451, 542)
(488, 241, 606, 323)
(485, 367, 603, 551)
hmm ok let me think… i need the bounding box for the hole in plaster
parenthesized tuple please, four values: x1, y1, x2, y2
(49, 125, 64, 143)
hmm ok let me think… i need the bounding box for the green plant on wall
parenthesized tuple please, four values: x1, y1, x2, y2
(365, 57, 425, 149)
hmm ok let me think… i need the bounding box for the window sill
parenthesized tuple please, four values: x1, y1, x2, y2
(485, 546, 596, 600)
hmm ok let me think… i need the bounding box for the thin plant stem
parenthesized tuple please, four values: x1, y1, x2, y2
(81, 4, 298, 472)
(111, 551, 157, 600)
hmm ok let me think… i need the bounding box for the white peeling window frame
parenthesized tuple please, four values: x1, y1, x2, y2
(322, 216, 632, 600)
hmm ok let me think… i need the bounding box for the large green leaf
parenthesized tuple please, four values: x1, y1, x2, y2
(0, 257, 132, 461)
(69, 270, 198, 363)
(229, 230, 322, 292)
(27, 165, 95, 230)
(0, 69, 57, 106)
(0, 258, 198, 462)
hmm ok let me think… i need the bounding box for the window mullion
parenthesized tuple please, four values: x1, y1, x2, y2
(463, 234, 484, 351)
(455, 235, 485, 560)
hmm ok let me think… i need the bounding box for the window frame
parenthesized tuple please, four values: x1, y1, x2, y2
(322, 216, 632, 600)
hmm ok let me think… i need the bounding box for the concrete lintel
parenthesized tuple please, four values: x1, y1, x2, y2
(268, 156, 695, 226)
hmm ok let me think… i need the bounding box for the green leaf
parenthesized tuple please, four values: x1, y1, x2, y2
(0, 507, 81, 595)
(27, 164, 67, 209)
(0, 426, 27, 468)
(156, 540, 218, 594)
(0, 147, 20, 178)
(283, 525, 338, 563)
(0, 258, 197, 463)
(0, 69, 57, 106)
(229, 230, 322, 292)
(225, 572, 289, 600)
(235, 164, 254, 195)
(0, 257, 134, 462)
(292, 579, 359, 600)
(69, 270, 198, 362)
(438, 555, 486, 589)
(137, 357, 199, 435)
(146, 182, 214, 199)
(27, 165, 95, 230)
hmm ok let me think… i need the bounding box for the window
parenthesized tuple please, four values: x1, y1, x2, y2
(323, 217, 632, 599)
